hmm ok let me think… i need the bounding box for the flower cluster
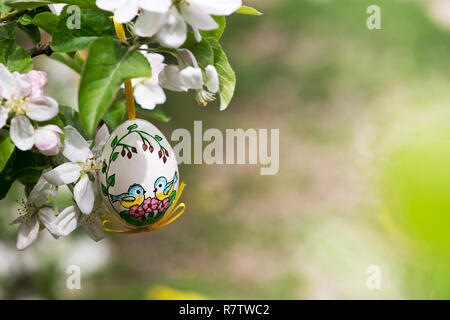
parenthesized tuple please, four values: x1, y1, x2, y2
(134, 47, 219, 110)
(129, 197, 170, 218)
(0, 64, 62, 154)
(97, 0, 242, 47)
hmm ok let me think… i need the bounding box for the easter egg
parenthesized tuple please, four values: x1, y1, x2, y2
(98, 119, 179, 228)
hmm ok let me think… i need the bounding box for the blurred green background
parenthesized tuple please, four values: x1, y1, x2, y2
(4, 0, 450, 299)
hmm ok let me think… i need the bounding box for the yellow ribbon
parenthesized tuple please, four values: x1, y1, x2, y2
(103, 183, 186, 234)
(102, 19, 187, 234)
(112, 19, 136, 120)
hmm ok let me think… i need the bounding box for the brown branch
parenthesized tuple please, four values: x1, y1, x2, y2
(28, 43, 53, 58)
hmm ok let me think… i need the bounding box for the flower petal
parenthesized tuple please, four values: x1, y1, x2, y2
(35, 125, 62, 156)
(10, 115, 35, 151)
(38, 207, 58, 238)
(193, 27, 202, 42)
(16, 216, 39, 251)
(180, 66, 203, 90)
(95, 0, 125, 11)
(92, 123, 110, 153)
(0, 65, 31, 99)
(54, 205, 80, 236)
(205, 65, 219, 93)
(0, 106, 9, 129)
(63, 125, 92, 163)
(159, 65, 187, 92)
(27, 70, 48, 98)
(44, 162, 81, 186)
(144, 53, 166, 80)
(48, 4, 66, 15)
(0, 63, 17, 100)
(139, 0, 171, 13)
(27, 96, 58, 121)
(81, 214, 105, 242)
(74, 175, 95, 214)
(178, 49, 199, 68)
(179, 1, 219, 30)
(29, 170, 57, 207)
(156, 7, 187, 48)
(191, 0, 242, 15)
(134, 82, 166, 110)
(114, 1, 139, 23)
(134, 10, 165, 37)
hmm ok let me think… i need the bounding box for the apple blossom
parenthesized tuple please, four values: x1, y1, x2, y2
(96, 0, 172, 23)
(134, 0, 242, 47)
(0, 64, 59, 151)
(34, 125, 63, 156)
(133, 50, 166, 110)
(10, 172, 78, 250)
(159, 49, 219, 106)
(43, 124, 110, 215)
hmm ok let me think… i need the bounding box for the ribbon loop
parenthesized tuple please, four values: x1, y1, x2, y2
(113, 18, 136, 120)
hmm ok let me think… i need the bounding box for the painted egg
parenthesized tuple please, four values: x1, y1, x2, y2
(98, 119, 179, 229)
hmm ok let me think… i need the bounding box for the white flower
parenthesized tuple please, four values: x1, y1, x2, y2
(79, 198, 106, 242)
(159, 49, 219, 106)
(34, 125, 63, 156)
(0, 64, 58, 151)
(44, 124, 110, 215)
(96, 0, 172, 23)
(134, 0, 242, 48)
(48, 4, 66, 15)
(133, 50, 166, 110)
(10, 172, 77, 250)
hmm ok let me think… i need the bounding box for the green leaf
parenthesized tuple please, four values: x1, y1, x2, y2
(235, 5, 263, 16)
(0, 130, 15, 174)
(182, 32, 213, 68)
(107, 174, 115, 187)
(208, 39, 236, 111)
(0, 21, 16, 39)
(32, 11, 59, 33)
(58, 105, 86, 136)
(135, 103, 171, 123)
(111, 152, 118, 162)
(111, 136, 117, 148)
(199, 16, 226, 40)
(155, 135, 162, 142)
(78, 37, 151, 136)
(101, 183, 108, 196)
(0, 39, 33, 72)
(52, 8, 115, 52)
(103, 96, 126, 131)
(49, 52, 83, 73)
(0, 150, 48, 200)
(127, 123, 137, 131)
(18, 11, 34, 25)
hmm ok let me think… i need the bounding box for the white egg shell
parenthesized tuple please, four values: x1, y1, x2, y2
(98, 119, 179, 228)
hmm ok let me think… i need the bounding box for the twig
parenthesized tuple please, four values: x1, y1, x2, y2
(28, 43, 53, 58)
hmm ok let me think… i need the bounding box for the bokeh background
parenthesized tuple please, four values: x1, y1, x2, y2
(3, 0, 450, 299)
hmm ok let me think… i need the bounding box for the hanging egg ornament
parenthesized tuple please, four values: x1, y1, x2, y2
(98, 119, 179, 229)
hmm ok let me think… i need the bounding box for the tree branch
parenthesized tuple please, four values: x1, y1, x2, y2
(28, 43, 53, 58)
